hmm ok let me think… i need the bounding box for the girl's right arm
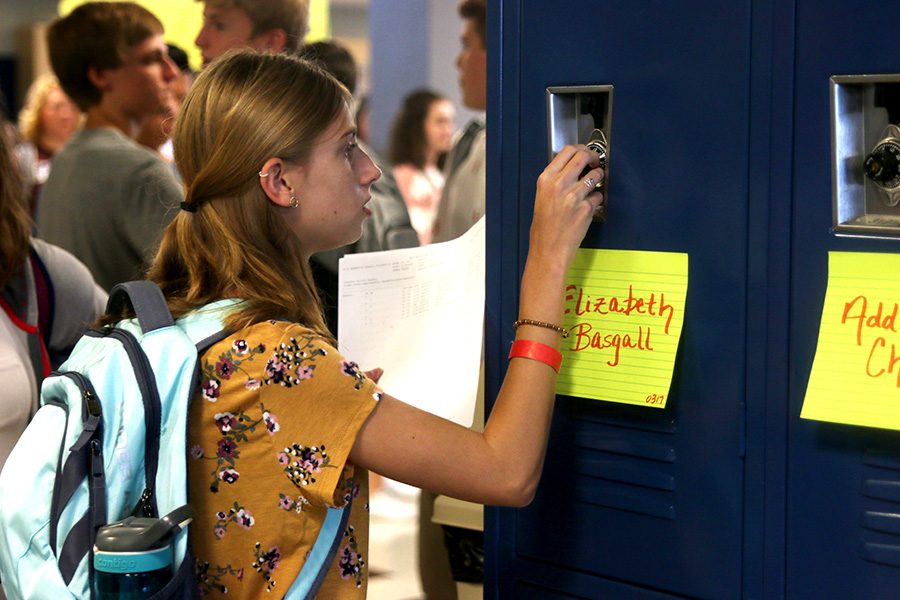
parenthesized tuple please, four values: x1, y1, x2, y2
(349, 144, 604, 506)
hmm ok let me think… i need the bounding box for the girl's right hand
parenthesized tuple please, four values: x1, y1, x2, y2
(528, 144, 605, 272)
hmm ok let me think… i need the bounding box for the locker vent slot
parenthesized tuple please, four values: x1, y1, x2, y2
(864, 449, 900, 472)
(860, 542, 900, 568)
(575, 457, 675, 491)
(573, 478, 675, 520)
(862, 479, 900, 503)
(861, 448, 900, 568)
(863, 511, 900, 536)
(575, 432, 676, 463)
(573, 430, 676, 520)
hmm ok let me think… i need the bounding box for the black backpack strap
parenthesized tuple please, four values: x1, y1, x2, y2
(83, 328, 163, 519)
(196, 329, 234, 354)
(54, 373, 106, 590)
(28, 248, 55, 350)
(106, 281, 175, 334)
(59, 435, 107, 598)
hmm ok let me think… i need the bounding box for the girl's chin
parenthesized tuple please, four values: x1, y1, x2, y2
(307, 216, 369, 256)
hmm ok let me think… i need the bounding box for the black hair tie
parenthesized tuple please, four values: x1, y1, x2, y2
(180, 201, 198, 213)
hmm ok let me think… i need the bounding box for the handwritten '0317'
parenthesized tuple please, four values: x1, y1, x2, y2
(565, 284, 676, 367)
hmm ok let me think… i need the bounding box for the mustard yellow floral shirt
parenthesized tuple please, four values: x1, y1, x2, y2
(187, 321, 382, 598)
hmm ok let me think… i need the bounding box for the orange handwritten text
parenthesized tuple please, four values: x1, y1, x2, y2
(567, 285, 675, 334)
(570, 323, 653, 367)
(842, 296, 900, 387)
(865, 338, 900, 387)
(645, 394, 665, 405)
(841, 296, 899, 345)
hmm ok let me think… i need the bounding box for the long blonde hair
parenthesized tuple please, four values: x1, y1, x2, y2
(144, 50, 351, 339)
(17, 75, 61, 144)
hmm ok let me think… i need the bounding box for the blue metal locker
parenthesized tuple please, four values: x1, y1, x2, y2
(482, 1, 900, 598)
(788, 2, 900, 598)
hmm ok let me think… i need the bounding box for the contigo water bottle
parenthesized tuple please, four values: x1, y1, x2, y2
(93, 504, 193, 599)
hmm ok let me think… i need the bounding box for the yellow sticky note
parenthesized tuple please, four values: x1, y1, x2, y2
(801, 252, 900, 430)
(556, 249, 688, 408)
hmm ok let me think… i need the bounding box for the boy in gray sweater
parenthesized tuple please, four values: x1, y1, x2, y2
(37, 2, 182, 291)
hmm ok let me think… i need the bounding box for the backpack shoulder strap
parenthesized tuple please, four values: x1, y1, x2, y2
(106, 281, 174, 334)
(284, 498, 353, 600)
(28, 248, 55, 349)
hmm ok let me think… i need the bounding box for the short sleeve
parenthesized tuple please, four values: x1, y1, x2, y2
(201, 321, 382, 506)
(188, 321, 380, 597)
(257, 323, 382, 508)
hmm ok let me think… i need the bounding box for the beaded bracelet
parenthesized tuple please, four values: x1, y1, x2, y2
(508, 340, 563, 372)
(513, 318, 569, 338)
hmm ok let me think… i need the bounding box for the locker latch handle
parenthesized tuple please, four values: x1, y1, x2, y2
(585, 128, 608, 222)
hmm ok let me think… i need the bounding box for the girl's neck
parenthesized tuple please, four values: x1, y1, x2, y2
(423, 148, 440, 170)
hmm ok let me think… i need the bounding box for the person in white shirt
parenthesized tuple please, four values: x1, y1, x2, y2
(431, 0, 488, 244)
(0, 123, 106, 478)
(390, 89, 457, 245)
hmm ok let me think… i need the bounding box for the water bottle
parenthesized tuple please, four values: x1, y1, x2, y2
(93, 504, 193, 599)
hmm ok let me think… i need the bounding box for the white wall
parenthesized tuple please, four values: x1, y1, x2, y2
(0, 0, 57, 56)
(427, 0, 478, 139)
(0, 0, 58, 112)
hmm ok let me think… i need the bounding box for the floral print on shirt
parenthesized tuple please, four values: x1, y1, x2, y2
(338, 525, 366, 588)
(193, 401, 280, 493)
(281, 442, 334, 487)
(187, 321, 380, 599)
(253, 542, 282, 592)
(264, 333, 328, 387)
(200, 338, 267, 402)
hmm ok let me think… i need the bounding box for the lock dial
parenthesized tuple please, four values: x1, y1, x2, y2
(864, 139, 900, 191)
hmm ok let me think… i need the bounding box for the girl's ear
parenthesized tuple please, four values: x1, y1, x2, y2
(258, 157, 303, 208)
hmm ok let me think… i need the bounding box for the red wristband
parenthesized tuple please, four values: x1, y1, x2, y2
(508, 340, 563, 372)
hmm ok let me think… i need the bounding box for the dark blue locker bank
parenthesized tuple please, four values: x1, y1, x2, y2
(481, 2, 900, 598)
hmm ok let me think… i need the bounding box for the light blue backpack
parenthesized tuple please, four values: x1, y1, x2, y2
(0, 282, 350, 599)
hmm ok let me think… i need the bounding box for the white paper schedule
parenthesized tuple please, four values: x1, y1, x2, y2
(338, 217, 485, 426)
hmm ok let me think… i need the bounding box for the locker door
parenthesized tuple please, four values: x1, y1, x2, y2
(788, 2, 900, 598)
(485, 2, 754, 598)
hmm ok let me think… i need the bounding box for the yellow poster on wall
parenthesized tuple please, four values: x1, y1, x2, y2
(58, 0, 330, 71)
(801, 252, 900, 430)
(556, 249, 689, 408)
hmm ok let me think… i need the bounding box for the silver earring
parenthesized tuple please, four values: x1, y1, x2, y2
(258, 170, 270, 178)
(290, 194, 299, 208)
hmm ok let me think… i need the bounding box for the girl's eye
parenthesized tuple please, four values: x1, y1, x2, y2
(344, 142, 358, 158)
